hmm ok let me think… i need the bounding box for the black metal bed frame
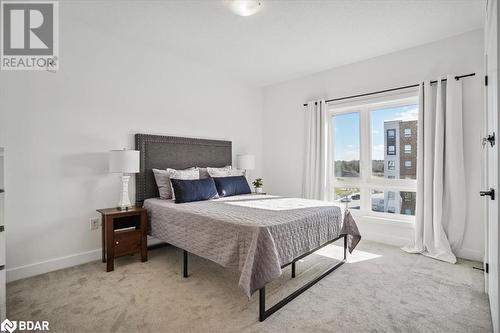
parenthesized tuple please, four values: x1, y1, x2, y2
(181, 234, 347, 321)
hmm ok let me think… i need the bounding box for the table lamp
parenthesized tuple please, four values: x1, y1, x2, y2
(236, 154, 255, 178)
(109, 149, 140, 210)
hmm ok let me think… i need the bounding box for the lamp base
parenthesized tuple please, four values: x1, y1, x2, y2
(118, 175, 132, 210)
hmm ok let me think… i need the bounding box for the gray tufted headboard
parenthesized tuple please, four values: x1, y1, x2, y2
(134, 134, 232, 205)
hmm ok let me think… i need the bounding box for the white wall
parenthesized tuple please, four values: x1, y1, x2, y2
(263, 30, 485, 261)
(0, 3, 263, 281)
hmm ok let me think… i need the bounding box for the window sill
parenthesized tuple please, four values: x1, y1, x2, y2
(349, 210, 415, 228)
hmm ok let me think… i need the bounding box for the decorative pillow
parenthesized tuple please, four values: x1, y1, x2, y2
(167, 168, 199, 200)
(207, 166, 243, 177)
(152, 167, 198, 199)
(199, 166, 231, 178)
(152, 169, 172, 199)
(170, 178, 219, 204)
(213, 176, 251, 197)
(198, 167, 210, 179)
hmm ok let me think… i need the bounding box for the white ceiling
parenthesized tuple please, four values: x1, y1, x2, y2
(80, 0, 486, 86)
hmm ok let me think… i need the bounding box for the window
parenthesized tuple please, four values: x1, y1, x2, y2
(370, 189, 416, 216)
(334, 187, 361, 210)
(372, 108, 418, 179)
(333, 112, 360, 178)
(329, 92, 418, 220)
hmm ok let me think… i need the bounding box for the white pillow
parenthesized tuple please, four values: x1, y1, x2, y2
(207, 166, 244, 177)
(152, 169, 172, 199)
(167, 168, 199, 200)
(198, 167, 211, 179)
(152, 167, 198, 199)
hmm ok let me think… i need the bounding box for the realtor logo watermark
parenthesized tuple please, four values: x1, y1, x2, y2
(1, 0, 59, 71)
(1, 319, 49, 332)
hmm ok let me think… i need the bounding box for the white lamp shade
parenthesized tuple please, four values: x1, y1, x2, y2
(109, 149, 140, 173)
(237, 154, 255, 170)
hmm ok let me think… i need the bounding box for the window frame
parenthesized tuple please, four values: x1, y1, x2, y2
(328, 90, 418, 222)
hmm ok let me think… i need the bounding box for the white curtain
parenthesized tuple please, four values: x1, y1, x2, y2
(403, 75, 466, 263)
(302, 100, 328, 200)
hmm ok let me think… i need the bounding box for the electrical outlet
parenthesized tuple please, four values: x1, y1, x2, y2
(90, 217, 100, 230)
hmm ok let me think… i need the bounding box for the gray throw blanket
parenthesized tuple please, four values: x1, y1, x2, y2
(144, 194, 361, 297)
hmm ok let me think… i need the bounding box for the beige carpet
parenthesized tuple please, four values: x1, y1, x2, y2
(7, 241, 492, 333)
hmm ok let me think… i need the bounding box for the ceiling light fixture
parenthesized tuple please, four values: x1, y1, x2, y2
(226, 0, 263, 17)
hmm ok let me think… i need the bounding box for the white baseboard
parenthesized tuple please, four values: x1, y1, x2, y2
(6, 249, 102, 283)
(455, 247, 484, 262)
(360, 231, 410, 247)
(7, 238, 166, 283)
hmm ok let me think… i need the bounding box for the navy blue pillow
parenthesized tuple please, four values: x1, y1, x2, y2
(213, 176, 251, 197)
(170, 178, 219, 204)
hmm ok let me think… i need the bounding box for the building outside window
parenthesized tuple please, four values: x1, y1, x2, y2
(404, 128, 411, 137)
(388, 161, 395, 170)
(404, 160, 411, 168)
(404, 144, 412, 154)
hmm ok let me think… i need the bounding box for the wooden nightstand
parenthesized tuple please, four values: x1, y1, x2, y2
(97, 207, 147, 272)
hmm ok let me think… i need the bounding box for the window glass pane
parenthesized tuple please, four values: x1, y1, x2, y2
(371, 189, 416, 215)
(371, 104, 418, 179)
(333, 112, 360, 177)
(334, 187, 360, 210)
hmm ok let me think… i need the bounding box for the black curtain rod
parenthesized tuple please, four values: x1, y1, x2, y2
(302, 73, 476, 107)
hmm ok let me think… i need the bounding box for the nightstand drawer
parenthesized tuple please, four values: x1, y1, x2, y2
(114, 230, 141, 257)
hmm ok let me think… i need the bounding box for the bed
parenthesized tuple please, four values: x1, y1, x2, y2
(135, 134, 361, 321)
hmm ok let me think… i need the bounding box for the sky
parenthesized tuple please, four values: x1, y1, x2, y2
(333, 104, 418, 161)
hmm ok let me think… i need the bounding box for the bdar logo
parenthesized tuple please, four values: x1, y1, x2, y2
(0, 319, 49, 332)
(0, 319, 17, 333)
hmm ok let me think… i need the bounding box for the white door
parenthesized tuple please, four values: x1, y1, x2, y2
(484, 1, 499, 331)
